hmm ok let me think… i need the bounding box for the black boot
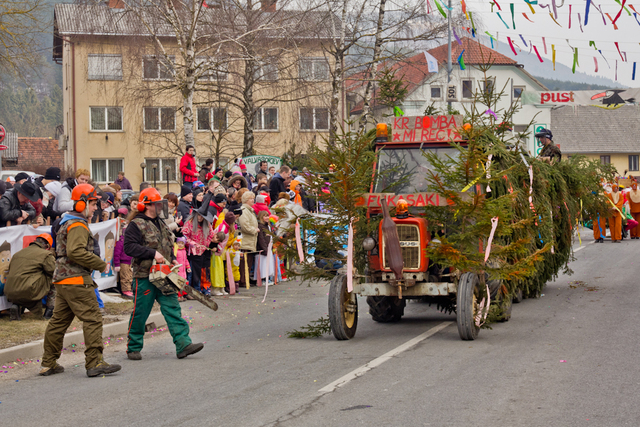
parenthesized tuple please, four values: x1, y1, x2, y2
(9, 304, 21, 321)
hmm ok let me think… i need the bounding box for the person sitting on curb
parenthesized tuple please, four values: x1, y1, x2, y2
(124, 188, 204, 361)
(40, 184, 121, 378)
(5, 233, 56, 321)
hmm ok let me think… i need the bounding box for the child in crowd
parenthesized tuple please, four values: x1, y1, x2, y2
(182, 205, 218, 295)
(254, 210, 275, 283)
(229, 238, 242, 292)
(253, 194, 271, 216)
(175, 237, 191, 302)
(211, 213, 236, 296)
(114, 215, 133, 299)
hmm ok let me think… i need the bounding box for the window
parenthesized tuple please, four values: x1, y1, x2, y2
(144, 107, 176, 131)
(91, 159, 123, 183)
(254, 107, 278, 130)
(513, 125, 528, 146)
(299, 58, 330, 81)
(90, 107, 123, 131)
(462, 79, 474, 99)
(430, 86, 442, 99)
(482, 78, 495, 95)
(88, 54, 122, 80)
(300, 108, 329, 130)
(143, 56, 174, 80)
(630, 155, 639, 171)
(513, 86, 525, 100)
(196, 57, 229, 81)
(600, 155, 611, 165)
(254, 61, 278, 81)
(145, 158, 177, 182)
(197, 108, 228, 131)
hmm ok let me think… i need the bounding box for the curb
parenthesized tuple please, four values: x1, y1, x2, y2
(0, 311, 167, 364)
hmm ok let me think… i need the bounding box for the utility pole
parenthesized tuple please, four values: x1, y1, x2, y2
(447, 0, 452, 110)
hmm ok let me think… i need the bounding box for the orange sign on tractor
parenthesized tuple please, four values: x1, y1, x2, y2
(391, 115, 463, 143)
(355, 192, 451, 208)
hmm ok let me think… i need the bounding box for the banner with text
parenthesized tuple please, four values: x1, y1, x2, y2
(0, 219, 119, 311)
(391, 115, 464, 143)
(242, 155, 282, 176)
(521, 89, 640, 107)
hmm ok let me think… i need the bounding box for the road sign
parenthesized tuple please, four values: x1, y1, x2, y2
(534, 124, 547, 156)
(0, 123, 5, 144)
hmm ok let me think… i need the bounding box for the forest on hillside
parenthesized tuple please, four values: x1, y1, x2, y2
(0, 84, 62, 138)
(534, 76, 614, 91)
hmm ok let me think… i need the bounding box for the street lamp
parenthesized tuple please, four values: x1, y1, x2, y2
(165, 165, 171, 194)
(152, 163, 158, 189)
(140, 162, 146, 187)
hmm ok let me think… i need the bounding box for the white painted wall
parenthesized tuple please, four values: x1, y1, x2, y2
(400, 65, 552, 156)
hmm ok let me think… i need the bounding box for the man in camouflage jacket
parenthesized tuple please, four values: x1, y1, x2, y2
(124, 188, 203, 361)
(536, 128, 561, 164)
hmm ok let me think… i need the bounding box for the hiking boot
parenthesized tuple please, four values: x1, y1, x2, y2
(43, 307, 54, 320)
(39, 364, 64, 376)
(177, 343, 204, 359)
(127, 352, 142, 360)
(86, 359, 122, 377)
(121, 291, 134, 300)
(9, 304, 21, 321)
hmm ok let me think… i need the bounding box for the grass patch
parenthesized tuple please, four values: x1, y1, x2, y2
(0, 300, 142, 350)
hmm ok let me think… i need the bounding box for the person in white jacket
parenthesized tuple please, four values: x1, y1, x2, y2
(54, 169, 91, 213)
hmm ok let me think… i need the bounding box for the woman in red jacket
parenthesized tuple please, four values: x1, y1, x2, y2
(180, 145, 198, 185)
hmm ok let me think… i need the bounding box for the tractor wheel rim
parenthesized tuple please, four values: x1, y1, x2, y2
(343, 287, 355, 328)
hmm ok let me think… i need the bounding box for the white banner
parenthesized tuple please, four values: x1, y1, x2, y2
(0, 219, 119, 311)
(241, 155, 282, 176)
(521, 88, 640, 107)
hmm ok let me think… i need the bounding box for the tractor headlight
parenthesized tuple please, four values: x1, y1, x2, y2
(362, 236, 376, 251)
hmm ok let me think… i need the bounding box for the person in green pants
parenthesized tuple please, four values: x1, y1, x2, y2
(124, 188, 203, 360)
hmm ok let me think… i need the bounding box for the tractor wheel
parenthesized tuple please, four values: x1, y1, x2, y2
(328, 274, 358, 340)
(513, 288, 524, 304)
(456, 272, 486, 340)
(366, 296, 406, 323)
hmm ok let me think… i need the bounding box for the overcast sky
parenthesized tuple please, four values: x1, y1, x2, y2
(461, 0, 639, 87)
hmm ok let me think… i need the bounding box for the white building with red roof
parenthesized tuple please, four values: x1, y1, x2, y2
(348, 37, 550, 155)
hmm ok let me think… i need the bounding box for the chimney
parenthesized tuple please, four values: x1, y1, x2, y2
(108, 0, 125, 9)
(260, 0, 276, 12)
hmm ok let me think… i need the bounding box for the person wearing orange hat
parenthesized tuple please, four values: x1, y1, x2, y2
(606, 183, 624, 242)
(628, 181, 640, 239)
(4, 233, 56, 321)
(290, 179, 303, 206)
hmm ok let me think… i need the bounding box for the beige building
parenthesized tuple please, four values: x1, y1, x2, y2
(552, 105, 640, 176)
(53, 1, 340, 192)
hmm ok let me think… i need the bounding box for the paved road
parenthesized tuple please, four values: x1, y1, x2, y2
(1, 231, 639, 427)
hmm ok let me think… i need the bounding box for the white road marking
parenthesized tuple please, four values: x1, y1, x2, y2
(573, 240, 595, 253)
(318, 321, 453, 395)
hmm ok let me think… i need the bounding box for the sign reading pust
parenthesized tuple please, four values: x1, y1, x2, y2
(391, 115, 464, 144)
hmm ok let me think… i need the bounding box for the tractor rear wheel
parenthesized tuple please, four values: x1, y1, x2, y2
(329, 274, 358, 340)
(366, 296, 406, 323)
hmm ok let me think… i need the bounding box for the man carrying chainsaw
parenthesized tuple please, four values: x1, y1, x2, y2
(124, 188, 204, 361)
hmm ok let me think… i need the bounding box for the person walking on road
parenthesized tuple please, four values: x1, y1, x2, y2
(606, 183, 624, 243)
(124, 188, 204, 361)
(627, 181, 640, 239)
(40, 184, 121, 378)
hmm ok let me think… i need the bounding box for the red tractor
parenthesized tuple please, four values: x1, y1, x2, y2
(328, 115, 495, 341)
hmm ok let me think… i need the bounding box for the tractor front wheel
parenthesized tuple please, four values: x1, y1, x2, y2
(456, 272, 486, 340)
(329, 274, 358, 340)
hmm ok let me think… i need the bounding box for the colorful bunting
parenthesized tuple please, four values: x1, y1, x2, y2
(434, 0, 447, 18)
(614, 0, 631, 16)
(599, 50, 610, 68)
(572, 48, 578, 73)
(633, 62, 637, 80)
(522, 12, 534, 22)
(497, 12, 510, 28)
(578, 13, 584, 32)
(615, 60, 618, 80)
(552, 44, 556, 70)
(492, 0, 502, 11)
(589, 40, 597, 50)
(569, 5, 572, 28)
(584, 0, 591, 25)
(594, 56, 598, 72)
(485, 31, 495, 48)
(634, 13, 640, 26)
(452, 28, 462, 45)
(614, 42, 625, 61)
(469, 12, 476, 36)
(519, 35, 528, 47)
(549, 12, 563, 27)
(533, 45, 544, 62)
(612, 0, 626, 24)
(605, 13, 619, 30)
(461, 0, 468, 19)
(507, 36, 518, 55)
(542, 37, 547, 54)
(527, 2, 536, 14)
(458, 49, 466, 70)
(510, 3, 516, 28)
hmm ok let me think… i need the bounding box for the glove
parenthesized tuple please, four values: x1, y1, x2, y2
(114, 266, 121, 272)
